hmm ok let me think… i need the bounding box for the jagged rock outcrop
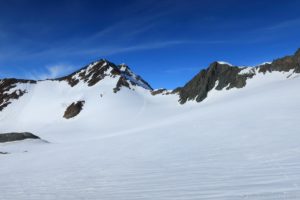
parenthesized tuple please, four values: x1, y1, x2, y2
(63, 101, 85, 119)
(0, 132, 40, 143)
(113, 77, 131, 93)
(57, 60, 153, 91)
(259, 49, 300, 73)
(0, 79, 36, 111)
(57, 60, 121, 87)
(175, 49, 300, 104)
(175, 62, 254, 104)
(118, 64, 153, 90)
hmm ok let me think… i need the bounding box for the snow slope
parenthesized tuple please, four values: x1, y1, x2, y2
(0, 70, 300, 199)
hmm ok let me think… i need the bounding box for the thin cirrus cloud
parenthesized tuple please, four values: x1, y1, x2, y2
(0, 12, 176, 62)
(263, 18, 300, 31)
(4, 12, 298, 64)
(28, 64, 76, 80)
(30, 39, 232, 63)
(2, 17, 297, 71)
(26, 18, 300, 61)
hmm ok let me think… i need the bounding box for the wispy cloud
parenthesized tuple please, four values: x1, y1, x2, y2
(0, 10, 178, 62)
(263, 18, 300, 31)
(28, 64, 76, 80)
(22, 38, 232, 61)
(76, 40, 193, 56)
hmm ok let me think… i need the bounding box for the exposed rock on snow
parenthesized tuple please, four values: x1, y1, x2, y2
(258, 48, 300, 73)
(175, 62, 255, 104)
(0, 61, 152, 112)
(0, 78, 36, 111)
(113, 77, 131, 93)
(0, 48, 300, 114)
(151, 88, 176, 96)
(56, 60, 152, 91)
(175, 49, 300, 104)
(63, 101, 85, 119)
(56, 60, 120, 87)
(118, 64, 153, 90)
(0, 132, 40, 143)
(151, 88, 168, 95)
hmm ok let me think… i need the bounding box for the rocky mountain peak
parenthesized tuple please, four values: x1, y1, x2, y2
(56, 59, 120, 87)
(174, 49, 300, 104)
(55, 59, 152, 91)
(175, 62, 253, 104)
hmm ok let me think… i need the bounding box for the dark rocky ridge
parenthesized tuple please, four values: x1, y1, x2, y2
(63, 101, 85, 119)
(175, 63, 255, 104)
(174, 49, 300, 104)
(0, 48, 299, 111)
(56, 60, 153, 91)
(0, 132, 40, 143)
(57, 60, 120, 87)
(0, 78, 36, 111)
(258, 49, 300, 73)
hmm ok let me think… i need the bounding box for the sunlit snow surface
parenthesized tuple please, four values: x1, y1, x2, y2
(1, 71, 300, 200)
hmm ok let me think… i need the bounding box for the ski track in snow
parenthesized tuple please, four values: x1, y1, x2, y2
(0, 71, 300, 200)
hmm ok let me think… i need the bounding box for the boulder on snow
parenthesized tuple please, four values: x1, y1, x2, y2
(63, 101, 85, 119)
(0, 132, 40, 143)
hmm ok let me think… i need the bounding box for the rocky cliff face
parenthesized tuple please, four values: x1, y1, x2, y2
(174, 49, 300, 104)
(175, 62, 255, 104)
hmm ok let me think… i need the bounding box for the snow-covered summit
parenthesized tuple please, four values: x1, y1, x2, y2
(216, 61, 233, 66)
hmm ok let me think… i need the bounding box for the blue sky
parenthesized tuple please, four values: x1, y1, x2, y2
(0, 0, 300, 88)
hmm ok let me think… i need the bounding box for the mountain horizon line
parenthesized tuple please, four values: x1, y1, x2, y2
(2, 48, 300, 89)
(0, 48, 299, 112)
